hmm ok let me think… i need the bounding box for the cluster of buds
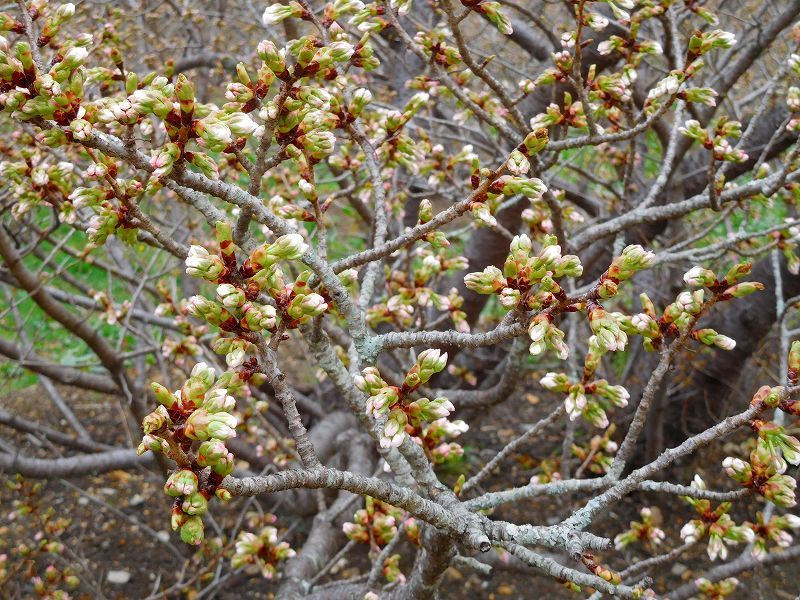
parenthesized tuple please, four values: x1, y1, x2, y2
(159, 305, 206, 367)
(541, 371, 629, 428)
(587, 66, 638, 113)
(644, 26, 734, 106)
(138, 363, 244, 545)
(680, 480, 754, 560)
(529, 92, 587, 131)
(753, 381, 800, 417)
(722, 441, 798, 508)
(459, 1, 513, 36)
(587, 303, 629, 354)
(231, 524, 296, 579)
(413, 29, 461, 67)
(3, 475, 79, 596)
(597, 36, 662, 60)
(1, 157, 73, 220)
(694, 577, 739, 599)
(571, 427, 618, 475)
(342, 497, 406, 550)
(619, 263, 761, 352)
(100, 65, 262, 163)
(680, 116, 748, 163)
(613, 507, 666, 550)
(418, 418, 469, 465)
(382, 553, 406, 584)
(31, 565, 80, 598)
(464, 235, 581, 356)
(0, 29, 90, 126)
(368, 246, 469, 332)
(466, 170, 546, 228)
(751, 419, 800, 468)
(596, 244, 656, 300)
(744, 511, 800, 559)
(183, 222, 327, 366)
(89, 289, 130, 326)
(713, 383, 800, 509)
(66, 180, 144, 249)
(355, 349, 453, 448)
(688, 29, 737, 58)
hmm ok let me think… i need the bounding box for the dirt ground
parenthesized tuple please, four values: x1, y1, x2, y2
(1, 379, 799, 599)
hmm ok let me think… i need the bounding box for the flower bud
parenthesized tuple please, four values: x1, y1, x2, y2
(539, 371, 571, 392)
(150, 142, 181, 179)
(464, 265, 505, 294)
(257, 40, 287, 74)
(499, 287, 520, 309)
(212, 452, 236, 477)
(506, 149, 530, 175)
(190, 362, 216, 388)
(185, 245, 225, 281)
(286, 293, 328, 322)
(408, 349, 448, 386)
(684, 266, 717, 287)
(203, 388, 236, 413)
(789, 341, 800, 384)
(722, 456, 752, 484)
(494, 175, 547, 198)
(598, 279, 618, 299)
(182, 491, 209, 516)
(522, 129, 549, 155)
(721, 281, 764, 299)
(174, 74, 195, 116)
(69, 118, 92, 141)
(348, 87, 372, 118)
(142, 405, 170, 434)
(380, 410, 408, 448)
(263, 2, 304, 25)
(197, 439, 229, 467)
(553, 254, 583, 278)
(355, 367, 388, 394)
(165, 469, 199, 497)
(594, 380, 630, 407)
(478, 1, 513, 35)
(217, 283, 246, 309)
(151, 382, 177, 408)
(248, 234, 308, 271)
(180, 515, 205, 545)
(186, 296, 234, 328)
(221, 112, 258, 137)
(137, 434, 169, 455)
(764, 474, 797, 508)
(366, 386, 399, 417)
(722, 262, 751, 284)
(185, 409, 238, 441)
(216, 488, 233, 501)
(194, 117, 233, 151)
(60, 46, 88, 70)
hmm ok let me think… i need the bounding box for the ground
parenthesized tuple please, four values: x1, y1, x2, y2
(1, 377, 798, 599)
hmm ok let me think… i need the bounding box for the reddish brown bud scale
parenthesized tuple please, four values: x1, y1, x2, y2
(244, 282, 260, 301)
(219, 316, 241, 332)
(780, 399, 800, 415)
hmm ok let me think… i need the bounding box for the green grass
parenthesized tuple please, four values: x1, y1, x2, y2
(0, 218, 162, 390)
